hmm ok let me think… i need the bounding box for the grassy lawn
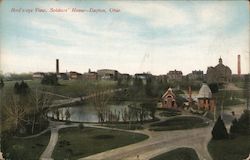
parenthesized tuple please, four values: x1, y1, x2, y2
(3, 80, 117, 98)
(102, 123, 144, 130)
(158, 109, 182, 117)
(2, 131, 51, 160)
(213, 90, 245, 107)
(208, 135, 250, 160)
(233, 81, 244, 89)
(150, 147, 199, 160)
(150, 116, 208, 131)
(52, 127, 149, 160)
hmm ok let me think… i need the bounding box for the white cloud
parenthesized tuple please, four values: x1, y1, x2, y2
(1, 1, 249, 75)
(194, 2, 232, 30)
(112, 1, 190, 28)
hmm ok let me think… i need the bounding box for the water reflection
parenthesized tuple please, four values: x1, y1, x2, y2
(47, 103, 130, 122)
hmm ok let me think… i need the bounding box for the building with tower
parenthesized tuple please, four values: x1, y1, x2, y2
(206, 57, 232, 84)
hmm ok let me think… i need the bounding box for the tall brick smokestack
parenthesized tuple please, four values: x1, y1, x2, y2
(238, 55, 241, 76)
(56, 59, 59, 74)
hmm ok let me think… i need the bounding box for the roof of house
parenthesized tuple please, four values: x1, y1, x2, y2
(162, 88, 176, 98)
(198, 83, 212, 98)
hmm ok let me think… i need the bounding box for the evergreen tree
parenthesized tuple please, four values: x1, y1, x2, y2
(229, 118, 239, 134)
(0, 78, 4, 88)
(230, 110, 250, 135)
(19, 80, 29, 95)
(13, 81, 29, 95)
(14, 82, 20, 94)
(212, 116, 229, 140)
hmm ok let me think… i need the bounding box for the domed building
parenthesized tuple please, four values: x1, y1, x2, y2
(198, 83, 212, 98)
(206, 57, 232, 84)
(197, 83, 215, 111)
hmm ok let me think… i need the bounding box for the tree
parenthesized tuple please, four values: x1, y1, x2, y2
(145, 78, 153, 97)
(141, 102, 157, 120)
(92, 87, 113, 123)
(230, 110, 250, 135)
(209, 83, 219, 93)
(19, 81, 29, 95)
(244, 74, 250, 110)
(117, 78, 122, 87)
(212, 116, 229, 140)
(29, 88, 52, 134)
(133, 77, 143, 89)
(229, 118, 239, 135)
(0, 78, 4, 88)
(14, 82, 20, 94)
(41, 74, 59, 86)
(2, 93, 28, 132)
(13, 81, 29, 95)
(65, 109, 71, 121)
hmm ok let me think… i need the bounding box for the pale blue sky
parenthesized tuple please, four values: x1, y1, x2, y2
(0, 0, 249, 75)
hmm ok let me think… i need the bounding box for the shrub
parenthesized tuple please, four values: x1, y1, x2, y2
(212, 116, 228, 140)
(14, 81, 30, 95)
(64, 121, 71, 125)
(78, 123, 84, 129)
(230, 110, 250, 135)
(0, 78, 4, 88)
(41, 74, 59, 86)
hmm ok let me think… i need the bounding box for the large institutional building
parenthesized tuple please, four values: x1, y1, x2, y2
(206, 57, 232, 84)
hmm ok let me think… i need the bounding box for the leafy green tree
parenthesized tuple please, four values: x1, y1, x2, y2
(212, 116, 228, 140)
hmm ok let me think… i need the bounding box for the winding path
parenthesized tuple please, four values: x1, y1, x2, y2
(80, 125, 213, 160)
(40, 115, 213, 160)
(39, 122, 78, 160)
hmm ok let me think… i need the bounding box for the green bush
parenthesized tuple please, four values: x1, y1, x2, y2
(41, 74, 59, 86)
(212, 116, 228, 140)
(78, 123, 84, 129)
(230, 110, 250, 135)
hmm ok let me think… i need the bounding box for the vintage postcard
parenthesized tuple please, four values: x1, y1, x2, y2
(0, 0, 249, 160)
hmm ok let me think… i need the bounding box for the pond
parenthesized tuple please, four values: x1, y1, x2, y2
(47, 102, 152, 123)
